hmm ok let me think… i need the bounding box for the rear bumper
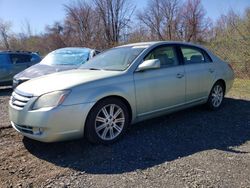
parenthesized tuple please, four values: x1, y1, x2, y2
(9, 101, 95, 142)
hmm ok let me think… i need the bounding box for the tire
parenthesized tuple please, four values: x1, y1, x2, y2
(207, 82, 225, 110)
(85, 98, 130, 144)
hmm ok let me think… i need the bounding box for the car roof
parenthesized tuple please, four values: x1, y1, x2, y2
(119, 41, 207, 50)
(0, 50, 35, 55)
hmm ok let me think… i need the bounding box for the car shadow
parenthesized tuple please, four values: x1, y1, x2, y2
(23, 98, 250, 174)
(0, 87, 12, 97)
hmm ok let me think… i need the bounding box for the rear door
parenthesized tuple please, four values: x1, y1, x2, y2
(134, 45, 185, 117)
(180, 46, 216, 102)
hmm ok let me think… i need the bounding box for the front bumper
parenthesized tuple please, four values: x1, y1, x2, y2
(9, 101, 95, 142)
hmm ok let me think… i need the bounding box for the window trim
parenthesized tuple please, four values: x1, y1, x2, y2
(178, 45, 213, 65)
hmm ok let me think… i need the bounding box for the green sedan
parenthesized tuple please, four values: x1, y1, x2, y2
(9, 41, 234, 144)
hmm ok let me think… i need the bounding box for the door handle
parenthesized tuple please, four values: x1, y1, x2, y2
(209, 68, 215, 73)
(176, 73, 184, 78)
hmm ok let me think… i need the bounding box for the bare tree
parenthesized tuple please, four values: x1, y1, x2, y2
(160, 0, 180, 40)
(137, 0, 180, 40)
(0, 19, 11, 49)
(177, 0, 212, 42)
(93, 0, 135, 45)
(137, 0, 164, 40)
(64, 0, 94, 46)
(44, 22, 66, 51)
(21, 19, 33, 37)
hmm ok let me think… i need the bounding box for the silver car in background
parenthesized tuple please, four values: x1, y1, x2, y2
(13, 47, 100, 88)
(9, 41, 234, 144)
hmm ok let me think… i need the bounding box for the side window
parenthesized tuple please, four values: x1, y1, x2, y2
(10, 54, 31, 64)
(181, 47, 205, 64)
(0, 54, 8, 65)
(145, 46, 179, 68)
(31, 54, 41, 62)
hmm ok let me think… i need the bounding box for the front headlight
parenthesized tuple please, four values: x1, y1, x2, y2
(32, 90, 71, 110)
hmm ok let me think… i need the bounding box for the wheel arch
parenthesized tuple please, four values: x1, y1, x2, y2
(95, 95, 133, 123)
(213, 79, 226, 94)
(83, 95, 133, 137)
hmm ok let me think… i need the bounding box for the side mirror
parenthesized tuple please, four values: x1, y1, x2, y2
(136, 59, 160, 72)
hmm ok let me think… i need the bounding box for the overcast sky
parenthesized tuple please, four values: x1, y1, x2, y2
(0, 0, 249, 34)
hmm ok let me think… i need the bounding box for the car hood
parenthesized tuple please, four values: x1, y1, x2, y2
(15, 63, 79, 80)
(16, 69, 122, 96)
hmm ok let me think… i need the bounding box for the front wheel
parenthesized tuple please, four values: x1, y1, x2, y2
(207, 82, 225, 110)
(85, 98, 130, 144)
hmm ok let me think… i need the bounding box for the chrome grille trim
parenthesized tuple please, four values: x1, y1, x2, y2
(11, 91, 33, 109)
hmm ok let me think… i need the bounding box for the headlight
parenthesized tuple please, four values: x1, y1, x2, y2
(32, 90, 70, 110)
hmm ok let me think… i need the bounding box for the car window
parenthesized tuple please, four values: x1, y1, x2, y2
(41, 48, 90, 66)
(80, 47, 145, 71)
(180, 47, 206, 64)
(145, 46, 179, 68)
(10, 54, 31, 64)
(0, 54, 8, 65)
(31, 53, 41, 62)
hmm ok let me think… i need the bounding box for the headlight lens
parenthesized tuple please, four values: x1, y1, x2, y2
(32, 90, 70, 110)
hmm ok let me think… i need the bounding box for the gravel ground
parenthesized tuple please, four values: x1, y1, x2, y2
(0, 87, 250, 188)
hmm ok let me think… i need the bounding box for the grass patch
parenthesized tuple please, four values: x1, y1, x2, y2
(226, 78, 250, 99)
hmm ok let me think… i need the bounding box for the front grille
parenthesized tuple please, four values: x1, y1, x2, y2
(10, 91, 33, 109)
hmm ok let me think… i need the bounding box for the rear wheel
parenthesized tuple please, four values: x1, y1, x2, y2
(85, 98, 129, 144)
(207, 82, 225, 110)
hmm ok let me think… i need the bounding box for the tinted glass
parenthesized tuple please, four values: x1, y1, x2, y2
(31, 53, 41, 62)
(145, 46, 178, 68)
(0, 54, 8, 65)
(181, 47, 205, 64)
(10, 54, 31, 64)
(41, 48, 90, 66)
(80, 46, 145, 71)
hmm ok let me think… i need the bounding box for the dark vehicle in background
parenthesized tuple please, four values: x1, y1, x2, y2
(13, 47, 100, 88)
(0, 51, 41, 86)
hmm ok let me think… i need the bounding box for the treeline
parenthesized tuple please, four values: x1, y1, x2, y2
(0, 0, 249, 65)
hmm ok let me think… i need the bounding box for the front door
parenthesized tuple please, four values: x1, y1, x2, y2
(134, 45, 185, 117)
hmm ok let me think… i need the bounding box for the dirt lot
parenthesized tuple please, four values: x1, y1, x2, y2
(0, 87, 250, 188)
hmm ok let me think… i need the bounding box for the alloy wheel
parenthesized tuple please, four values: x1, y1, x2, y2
(94, 104, 125, 141)
(211, 85, 224, 108)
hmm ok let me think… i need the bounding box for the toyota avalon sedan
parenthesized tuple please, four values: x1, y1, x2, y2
(13, 47, 100, 88)
(9, 41, 234, 144)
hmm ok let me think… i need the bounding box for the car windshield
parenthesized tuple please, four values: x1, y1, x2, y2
(80, 46, 145, 71)
(40, 48, 90, 65)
